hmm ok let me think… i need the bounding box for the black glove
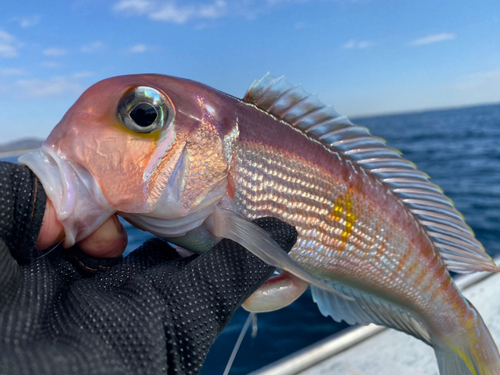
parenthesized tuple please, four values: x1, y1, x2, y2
(0, 162, 298, 375)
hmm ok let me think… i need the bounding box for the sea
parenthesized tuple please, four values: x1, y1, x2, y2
(2, 103, 500, 374)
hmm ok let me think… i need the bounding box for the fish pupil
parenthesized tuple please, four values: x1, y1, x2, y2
(130, 103, 158, 127)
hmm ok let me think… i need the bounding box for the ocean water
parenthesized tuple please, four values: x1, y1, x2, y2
(2, 103, 499, 374)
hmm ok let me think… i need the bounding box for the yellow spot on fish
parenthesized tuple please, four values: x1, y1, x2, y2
(331, 193, 357, 248)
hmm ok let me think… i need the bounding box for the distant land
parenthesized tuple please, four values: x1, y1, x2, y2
(0, 137, 44, 155)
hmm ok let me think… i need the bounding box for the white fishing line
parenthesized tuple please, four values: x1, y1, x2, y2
(223, 312, 256, 375)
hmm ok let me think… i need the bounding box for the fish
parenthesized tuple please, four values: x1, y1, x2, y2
(19, 73, 500, 375)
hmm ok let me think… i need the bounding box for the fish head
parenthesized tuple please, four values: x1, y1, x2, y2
(21, 74, 240, 243)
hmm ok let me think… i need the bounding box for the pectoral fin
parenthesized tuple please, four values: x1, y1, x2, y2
(242, 271, 309, 312)
(166, 223, 221, 253)
(207, 206, 351, 299)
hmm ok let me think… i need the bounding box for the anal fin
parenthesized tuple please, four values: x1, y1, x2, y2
(311, 282, 431, 345)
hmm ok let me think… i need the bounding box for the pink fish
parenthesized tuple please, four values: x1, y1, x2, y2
(20, 73, 500, 374)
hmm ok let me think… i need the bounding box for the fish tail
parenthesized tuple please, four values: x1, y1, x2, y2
(434, 303, 500, 375)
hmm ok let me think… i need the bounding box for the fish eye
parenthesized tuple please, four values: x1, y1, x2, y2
(117, 86, 173, 133)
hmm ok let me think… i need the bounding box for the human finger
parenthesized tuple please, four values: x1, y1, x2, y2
(77, 214, 128, 258)
(37, 199, 127, 258)
(36, 198, 65, 251)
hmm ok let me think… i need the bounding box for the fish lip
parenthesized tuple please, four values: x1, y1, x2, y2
(18, 145, 116, 247)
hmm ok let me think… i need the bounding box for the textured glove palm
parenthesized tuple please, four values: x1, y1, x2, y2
(0, 162, 298, 375)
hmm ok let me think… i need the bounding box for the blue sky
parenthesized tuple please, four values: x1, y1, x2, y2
(0, 0, 499, 143)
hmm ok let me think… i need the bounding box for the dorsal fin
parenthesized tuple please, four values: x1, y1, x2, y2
(243, 73, 498, 274)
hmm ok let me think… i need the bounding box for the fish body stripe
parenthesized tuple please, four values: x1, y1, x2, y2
(229, 141, 473, 333)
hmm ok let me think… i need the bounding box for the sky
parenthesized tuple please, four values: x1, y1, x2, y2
(0, 0, 499, 143)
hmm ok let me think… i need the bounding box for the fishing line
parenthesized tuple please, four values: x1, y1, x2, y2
(251, 313, 258, 338)
(34, 240, 63, 259)
(223, 311, 256, 375)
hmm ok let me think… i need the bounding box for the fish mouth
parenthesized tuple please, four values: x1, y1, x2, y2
(18, 145, 116, 247)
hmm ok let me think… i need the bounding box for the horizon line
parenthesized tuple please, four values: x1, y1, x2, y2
(350, 101, 500, 121)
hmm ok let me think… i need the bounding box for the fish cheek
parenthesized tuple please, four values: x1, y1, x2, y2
(71, 125, 157, 211)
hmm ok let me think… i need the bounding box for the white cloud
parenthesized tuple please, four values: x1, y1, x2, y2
(342, 39, 375, 49)
(128, 44, 148, 53)
(114, 0, 152, 13)
(114, 0, 227, 24)
(14, 76, 83, 98)
(41, 61, 62, 68)
(43, 48, 67, 57)
(150, 4, 196, 23)
(357, 41, 374, 49)
(81, 41, 106, 53)
(0, 73, 92, 99)
(72, 71, 94, 78)
(0, 67, 25, 76)
(0, 30, 19, 58)
(198, 0, 227, 18)
(411, 33, 456, 46)
(12, 15, 41, 28)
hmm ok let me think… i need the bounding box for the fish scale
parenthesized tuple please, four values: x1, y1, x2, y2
(230, 141, 450, 317)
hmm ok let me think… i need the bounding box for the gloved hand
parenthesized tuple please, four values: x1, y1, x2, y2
(0, 162, 298, 375)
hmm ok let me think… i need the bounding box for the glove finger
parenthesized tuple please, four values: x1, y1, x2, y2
(141, 217, 297, 374)
(150, 217, 297, 307)
(65, 245, 124, 276)
(0, 239, 22, 303)
(68, 238, 183, 278)
(123, 238, 183, 269)
(0, 163, 47, 263)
